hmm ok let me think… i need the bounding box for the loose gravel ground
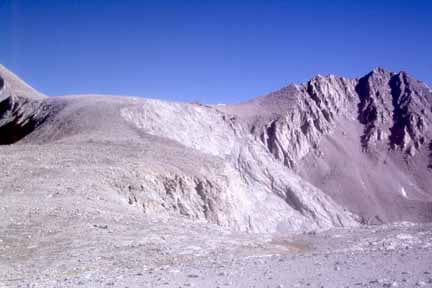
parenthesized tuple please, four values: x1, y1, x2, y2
(1, 207, 431, 288)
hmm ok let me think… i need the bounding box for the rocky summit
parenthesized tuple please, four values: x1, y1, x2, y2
(1, 65, 432, 287)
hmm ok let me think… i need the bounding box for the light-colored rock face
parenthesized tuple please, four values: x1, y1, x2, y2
(118, 98, 355, 232)
(1, 65, 431, 234)
(120, 100, 237, 157)
(216, 76, 359, 170)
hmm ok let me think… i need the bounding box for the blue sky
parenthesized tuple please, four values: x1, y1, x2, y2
(0, 0, 431, 103)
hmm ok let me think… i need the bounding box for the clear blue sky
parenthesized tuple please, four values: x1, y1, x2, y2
(1, 0, 431, 103)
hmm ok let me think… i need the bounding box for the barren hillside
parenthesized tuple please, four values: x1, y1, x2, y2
(1, 65, 432, 287)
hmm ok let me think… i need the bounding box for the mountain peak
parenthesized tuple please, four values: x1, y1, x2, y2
(0, 64, 45, 99)
(371, 66, 388, 74)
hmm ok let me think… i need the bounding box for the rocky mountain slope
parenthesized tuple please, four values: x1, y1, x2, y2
(0, 65, 47, 144)
(0, 65, 431, 235)
(218, 68, 432, 224)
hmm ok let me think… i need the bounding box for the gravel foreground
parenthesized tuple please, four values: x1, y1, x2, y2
(1, 213, 431, 287)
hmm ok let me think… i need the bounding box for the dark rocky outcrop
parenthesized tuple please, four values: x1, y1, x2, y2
(429, 141, 432, 169)
(0, 96, 47, 144)
(0, 67, 49, 144)
(355, 69, 431, 155)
